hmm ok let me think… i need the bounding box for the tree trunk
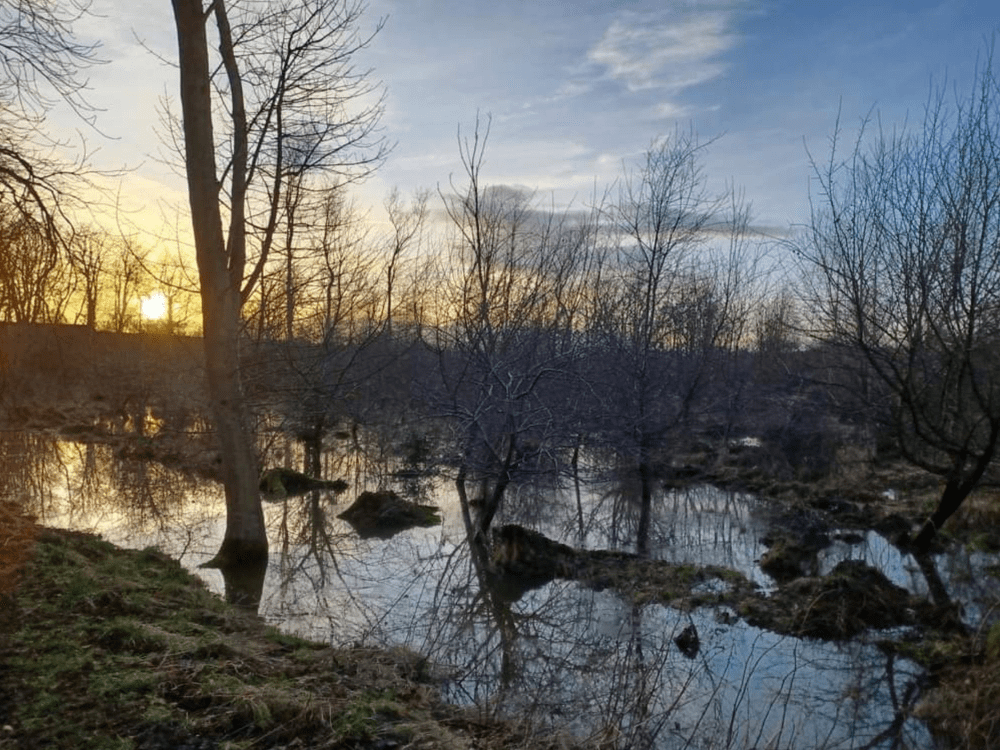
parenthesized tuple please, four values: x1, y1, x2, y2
(636, 432, 653, 557)
(474, 433, 517, 541)
(85, 291, 97, 328)
(202, 294, 267, 567)
(455, 466, 490, 570)
(572, 438, 585, 544)
(912, 483, 969, 554)
(171, 0, 266, 568)
(912, 438, 998, 554)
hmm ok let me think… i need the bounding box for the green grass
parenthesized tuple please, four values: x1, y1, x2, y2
(332, 690, 404, 738)
(0, 527, 567, 750)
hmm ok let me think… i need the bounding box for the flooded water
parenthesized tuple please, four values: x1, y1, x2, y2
(6, 430, 998, 749)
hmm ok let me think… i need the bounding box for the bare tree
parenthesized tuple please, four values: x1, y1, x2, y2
(246, 183, 390, 462)
(0, 0, 100, 238)
(754, 287, 800, 361)
(799, 46, 1000, 552)
(589, 130, 750, 555)
(263, 179, 382, 344)
(314, 189, 381, 342)
(106, 237, 150, 333)
(436, 117, 599, 552)
(168, 0, 387, 569)
(65, 227, 107, 328)
(383, 186, 430, 337)
(0, 209, 73, 322)
(150, 251, 200, 336)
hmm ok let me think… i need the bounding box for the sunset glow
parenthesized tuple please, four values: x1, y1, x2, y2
(140, 292, 168, 321)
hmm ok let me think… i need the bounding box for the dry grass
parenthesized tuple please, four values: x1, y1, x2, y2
(0, 527, 588, 750)
(917, 651, 1000, 749)
(0, 500, 37, 599)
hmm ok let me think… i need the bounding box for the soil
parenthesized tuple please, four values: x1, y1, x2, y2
(0, 514, 585, 750)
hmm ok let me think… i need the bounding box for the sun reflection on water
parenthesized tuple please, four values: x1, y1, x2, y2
(3, 431, 971, 749)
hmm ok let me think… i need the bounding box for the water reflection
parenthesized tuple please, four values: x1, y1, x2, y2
(424, 574, 932, 748)
(577, 482, 774, 588)
(211, 555, 268, 610)
(818, 528, 1000, 625)
(7, 430, 992, 748)
(0, 432, 226, 571)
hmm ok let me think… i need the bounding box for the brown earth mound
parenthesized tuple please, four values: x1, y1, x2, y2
(337, 490, 442, 538)
(742, 559, 963, 639)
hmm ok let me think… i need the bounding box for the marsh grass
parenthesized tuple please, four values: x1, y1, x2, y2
(918, 650, 1000, 749)
(915, 568, 1000, 750)
(0, 525, 583, 749)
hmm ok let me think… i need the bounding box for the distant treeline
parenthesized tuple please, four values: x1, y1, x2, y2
(0, 322, 207, 407)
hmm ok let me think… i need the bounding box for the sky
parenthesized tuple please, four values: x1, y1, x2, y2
(56, 0, 1000, 243)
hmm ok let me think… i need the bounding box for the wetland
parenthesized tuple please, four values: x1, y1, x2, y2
(2, 326, 1000, 749)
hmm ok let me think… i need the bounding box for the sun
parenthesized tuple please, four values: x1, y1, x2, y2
(140, 291, 168, 321)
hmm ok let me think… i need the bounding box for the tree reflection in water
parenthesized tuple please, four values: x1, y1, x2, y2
(2, 430, 950, 748)
(0, 430, 224, 574)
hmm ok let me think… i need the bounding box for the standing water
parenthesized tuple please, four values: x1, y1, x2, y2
(7, 431, 996, 749)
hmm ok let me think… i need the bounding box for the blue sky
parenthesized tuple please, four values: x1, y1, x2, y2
(66, 0, 999, 237)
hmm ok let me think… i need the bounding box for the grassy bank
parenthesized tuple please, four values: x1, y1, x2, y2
(0, 516, 573, 750)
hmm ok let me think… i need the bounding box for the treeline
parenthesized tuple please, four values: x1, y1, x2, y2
(0, 121, 895, 539)
(0, 211, 198, 334)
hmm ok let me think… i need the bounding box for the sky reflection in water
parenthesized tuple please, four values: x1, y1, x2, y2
(4, 433, 962, 749)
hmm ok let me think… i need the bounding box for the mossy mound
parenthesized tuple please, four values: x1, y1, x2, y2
(758, 537, 816, 582)
(742, 559, 958, 640)
(758, 515, 832, 583)
(337, 490, 442, 538)
(758, 532, 830, 582)
(259, 467, 349, 500)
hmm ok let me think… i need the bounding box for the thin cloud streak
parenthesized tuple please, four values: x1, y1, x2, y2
(588, 10, 736, 94)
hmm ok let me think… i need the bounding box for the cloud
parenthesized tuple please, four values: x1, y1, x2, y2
(586, 6, 739, 96)
(552, 80, 594, 102)
(654, 101, 695, 119)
